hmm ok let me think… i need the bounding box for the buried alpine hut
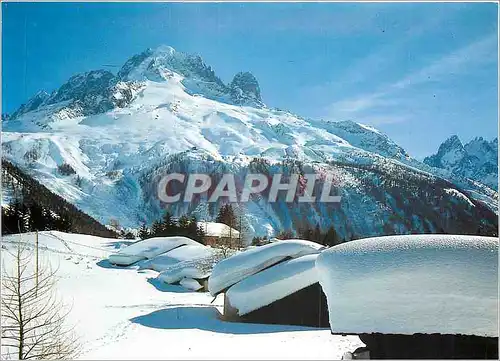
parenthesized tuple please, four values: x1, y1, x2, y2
(208, 239, 329, 327)
(316, 234, 499, 359)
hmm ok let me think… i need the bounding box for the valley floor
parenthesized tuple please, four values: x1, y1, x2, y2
(1, 231, 363, 360)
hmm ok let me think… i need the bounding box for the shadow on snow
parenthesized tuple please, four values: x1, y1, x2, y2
(103, 241, 137, 250)
(130, 306, 326, 335)
(146, 277, 192, 294)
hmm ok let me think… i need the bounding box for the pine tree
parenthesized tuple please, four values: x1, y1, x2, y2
(150, 220, 163, 237)
(216, 204, 236, 228)
(178, 215, 190, 229)
(138, 223, 150, 239)
(28, 203, 44, 231)
(313, 223, 322, 243)
(187, 215, 205, 243)
(232, 204, 251, 248)
(324, 225, 339, 246)
(298, 225, 312, 241)
(162, 211, 176, 236)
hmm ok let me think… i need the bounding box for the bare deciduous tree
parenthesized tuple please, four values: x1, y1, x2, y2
(1, 241, 80, 360)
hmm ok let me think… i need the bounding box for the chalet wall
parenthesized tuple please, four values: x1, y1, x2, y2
(223, 282, 329, 328)
(358, 333, 498, 359)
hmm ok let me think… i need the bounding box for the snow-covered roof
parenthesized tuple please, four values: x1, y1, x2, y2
(225, 254, 319, 316)
(108, 236, 201, 266)
(208, 239, 325, 296)
(197, 221, 240, 238)
(316, 234, 499, 337)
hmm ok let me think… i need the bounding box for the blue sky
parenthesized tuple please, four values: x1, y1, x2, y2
(2, 2, 498, 159)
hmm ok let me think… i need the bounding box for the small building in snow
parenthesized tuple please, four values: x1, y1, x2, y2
(317, 234, 499, 359)
(198, 221, 241, 248)
(208, 239, 328, 328)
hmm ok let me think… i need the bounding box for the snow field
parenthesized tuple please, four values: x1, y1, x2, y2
(1, 231, 363, 359)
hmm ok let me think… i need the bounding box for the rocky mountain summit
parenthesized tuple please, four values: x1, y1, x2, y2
(424, 135, 498, 190)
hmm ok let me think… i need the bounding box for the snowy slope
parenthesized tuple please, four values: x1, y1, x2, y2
(2, 45, 498, 238)
(316, 234, 499, 337)
(1, 232, 363, 359)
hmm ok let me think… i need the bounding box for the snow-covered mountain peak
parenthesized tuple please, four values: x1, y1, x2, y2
(8, 45, 269, 125)
(425, 135, 466, 168)
(152, 44, 176, 56)
(10, 90, 50, 119)
(424, 135, 498, 190)
(441, 134, 464, 152)
(465, 137, 498, 160)
(118, 45, 224, 85)
(229, 71, 263, 107)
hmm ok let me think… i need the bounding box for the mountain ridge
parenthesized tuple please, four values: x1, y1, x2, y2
(2, 45, 497, 240)
(8, 45, 264, 122)
(424, 135, 498, 191)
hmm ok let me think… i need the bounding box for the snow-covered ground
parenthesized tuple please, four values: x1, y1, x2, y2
(1, 231, 363, 359)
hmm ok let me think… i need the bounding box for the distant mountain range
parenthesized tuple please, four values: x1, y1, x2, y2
(2, 45, 497, 241)
(424, 135, 498, 191)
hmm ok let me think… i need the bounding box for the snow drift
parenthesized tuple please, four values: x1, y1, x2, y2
(208, 239, 324, 296)
(225, 254, 319, 316)
(108, 236, 201, 266)
(316, 234, 499, 337)
(179, 277, 204, 291)
(141, 244, 217, 272)
(157, 261, 212, 285)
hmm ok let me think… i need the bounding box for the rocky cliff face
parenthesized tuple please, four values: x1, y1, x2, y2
(229, 72, 263, 107)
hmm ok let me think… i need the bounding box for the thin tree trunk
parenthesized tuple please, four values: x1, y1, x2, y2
(35, 231, 39, 296)
(16, 246, 24, 360)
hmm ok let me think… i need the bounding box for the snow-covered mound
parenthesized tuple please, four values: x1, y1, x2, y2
(225, 254, 319, 316)
(208, 239, 324, 296)
(141, 244, 217, 272)
(316, 235, 499, 337)
(108, 236, 222, 290)
(154, 247, 221, 285)
(179, 277, 205, 291)
(157, 263, 211, 285)
(108, 236, 201, 266)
